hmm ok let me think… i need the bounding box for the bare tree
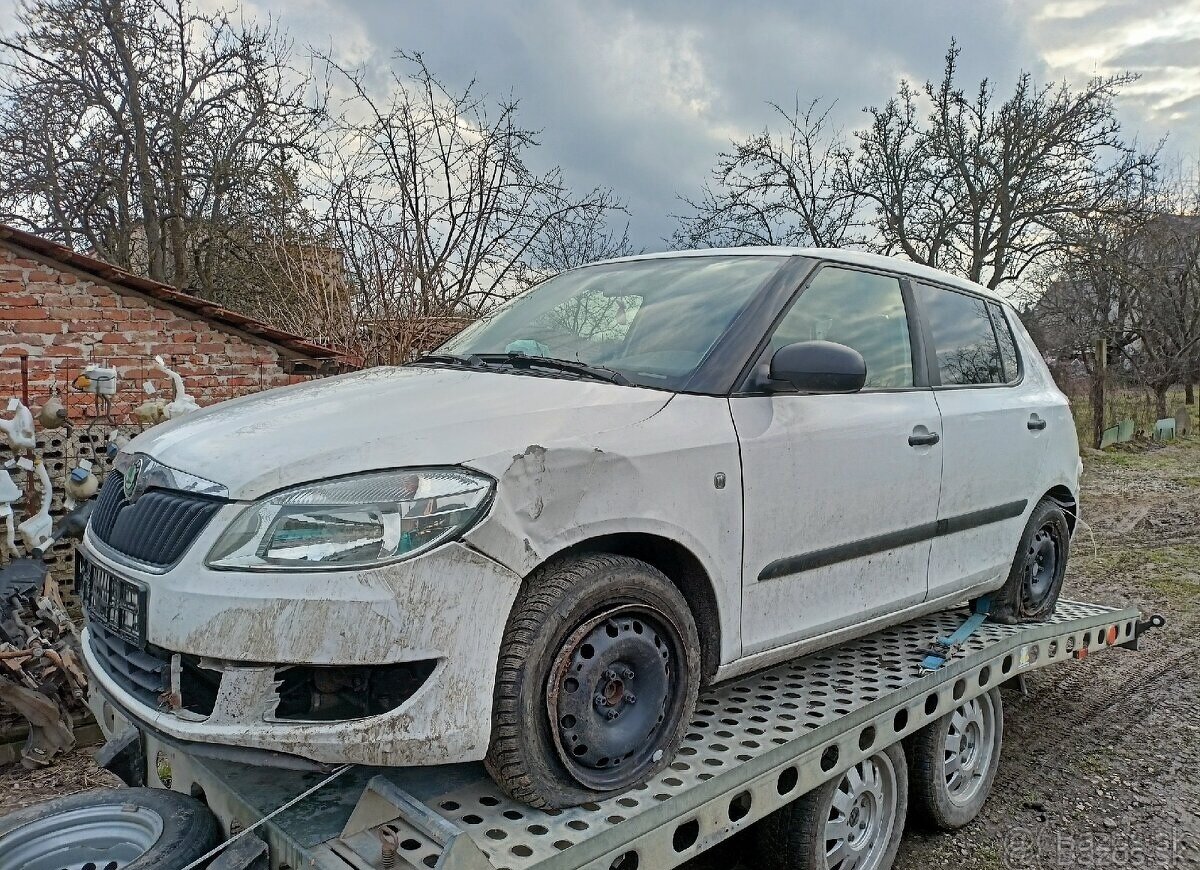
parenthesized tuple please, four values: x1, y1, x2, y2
(0, 0, 320, 300)
(1034, 202, 1150, 446)
(317, 52, 628, 363)
(1036, 168, 1200, 442)
(1128, 184, 1200, 418)
(846, 41, 1158, 289)
(523, 193, 635, 279)
(672, 99, 859, 249)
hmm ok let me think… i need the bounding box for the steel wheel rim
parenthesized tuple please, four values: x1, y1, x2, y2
(943, 692, 997, 805)
(547, 603, 685, 790)
(0, 804, 164, 870)
(1023, 524, 1060, 610)
(824, 753, 898, 870)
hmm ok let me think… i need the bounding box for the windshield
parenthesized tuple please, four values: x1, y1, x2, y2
(438, 255, 786, 389)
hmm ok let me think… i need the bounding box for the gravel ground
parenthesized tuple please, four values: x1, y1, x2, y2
(2, 439, 1198, 867)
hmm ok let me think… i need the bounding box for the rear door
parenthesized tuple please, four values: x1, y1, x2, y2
(915, 283, 1047, 600)
(733, 265, 943, 655)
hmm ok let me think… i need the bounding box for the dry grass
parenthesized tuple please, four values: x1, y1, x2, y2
(0, 745, 121, 814)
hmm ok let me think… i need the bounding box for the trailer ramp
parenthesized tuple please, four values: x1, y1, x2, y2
(167, 601, 1141, 870)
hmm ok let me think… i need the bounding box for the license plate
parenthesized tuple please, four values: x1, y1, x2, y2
(77, 550, 147, 647)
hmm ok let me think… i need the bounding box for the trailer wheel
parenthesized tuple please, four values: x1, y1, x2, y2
(486, 553, 700, 809)
(987, 498, 1070, 623)
(908, 686, 1004, 830)
(0, 787, 221, 870)
(753, 742, 908, 870)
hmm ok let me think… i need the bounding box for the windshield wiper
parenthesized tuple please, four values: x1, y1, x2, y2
(410, 353, 486, 369)
(478, 353, 632, 386)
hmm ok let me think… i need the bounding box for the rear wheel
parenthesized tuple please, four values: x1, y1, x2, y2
(486, 553, 700, 808)
(907, 686, 1004, 830)
(988, 498, 1070, 623)
(753, 742, 908, 870)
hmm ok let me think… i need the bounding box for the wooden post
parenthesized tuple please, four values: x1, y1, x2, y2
(1091, 337, 1107, 449)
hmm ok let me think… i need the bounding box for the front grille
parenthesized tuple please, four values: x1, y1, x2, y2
(88, 622, 219, 717)
(89, 622, 170, 709)
(90, 471, 225, 568)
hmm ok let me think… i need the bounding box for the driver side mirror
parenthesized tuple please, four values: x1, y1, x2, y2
(764, 340, 866, 394)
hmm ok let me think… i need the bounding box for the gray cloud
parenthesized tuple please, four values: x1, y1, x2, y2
(301, 0, 1041, 248)
(1109, 36, 1200, 69)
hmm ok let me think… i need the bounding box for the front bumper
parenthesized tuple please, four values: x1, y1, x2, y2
(80, 535, 523, 767)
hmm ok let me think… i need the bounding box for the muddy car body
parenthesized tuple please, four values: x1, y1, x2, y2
(80, 249, 1079, 807)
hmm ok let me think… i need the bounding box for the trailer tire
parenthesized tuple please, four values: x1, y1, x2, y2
(753, 742, 908, 870)
(0, 786, 221, 870)
(486, 553, 700, 809)
(908, 686, 1004, 831)
(987, 498, 1070, 623)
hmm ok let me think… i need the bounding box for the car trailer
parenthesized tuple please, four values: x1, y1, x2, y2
(1, 600, 1161, 870)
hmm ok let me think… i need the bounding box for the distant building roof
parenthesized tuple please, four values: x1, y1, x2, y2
(0, 223, 352, 372)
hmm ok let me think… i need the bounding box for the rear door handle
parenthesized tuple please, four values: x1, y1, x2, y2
(908, 431, 941, 447)
(1027, 415, 1047, 431)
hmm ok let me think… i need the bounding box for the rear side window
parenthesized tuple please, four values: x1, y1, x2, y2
(916, 284, 1005, 386)
(769, 266, 913, 388)
(987, 302, 1021, 382)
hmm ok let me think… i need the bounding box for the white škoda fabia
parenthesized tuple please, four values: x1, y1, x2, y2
(80, 249, 1078, 808)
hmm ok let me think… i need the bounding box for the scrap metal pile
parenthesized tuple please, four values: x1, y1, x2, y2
(0, 558, 87, 769)
(0, 355, 198, 769)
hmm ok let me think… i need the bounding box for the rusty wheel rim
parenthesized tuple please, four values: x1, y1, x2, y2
(546, 603, 686, 791)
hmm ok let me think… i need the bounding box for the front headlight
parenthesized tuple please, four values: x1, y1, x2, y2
(206, 468, 493, 571)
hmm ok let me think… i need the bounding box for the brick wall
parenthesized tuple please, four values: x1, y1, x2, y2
(0, 243, 305, 420)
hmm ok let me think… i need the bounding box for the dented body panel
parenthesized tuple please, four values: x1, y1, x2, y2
(462, 394, 744, 665)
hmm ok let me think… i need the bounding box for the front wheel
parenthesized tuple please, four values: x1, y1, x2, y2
(989, 498, 1070, 623)
(753, 742, 908, 870)
(486, 554, 700, 808)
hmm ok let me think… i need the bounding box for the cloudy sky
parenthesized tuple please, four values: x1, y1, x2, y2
(4, 0, 1199, 249)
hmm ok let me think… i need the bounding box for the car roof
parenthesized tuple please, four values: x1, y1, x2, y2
(592, 247, 1007, 304)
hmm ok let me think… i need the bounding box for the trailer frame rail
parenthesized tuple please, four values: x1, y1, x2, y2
(130, 600, 1146, 870)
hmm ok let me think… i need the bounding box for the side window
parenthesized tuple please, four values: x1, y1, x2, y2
(987, 302, 1021, 382)
(769, 267, 913, 388)
(916, 284, 1005, 386)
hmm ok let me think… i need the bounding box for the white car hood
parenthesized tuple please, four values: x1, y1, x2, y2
(124, 366, 671, 500)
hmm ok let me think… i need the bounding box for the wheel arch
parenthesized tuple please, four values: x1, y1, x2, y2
(546, 533, 722, 683)
(1041, 484, 1077, 534)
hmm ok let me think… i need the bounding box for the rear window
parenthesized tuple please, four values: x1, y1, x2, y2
(916, 284, 1006, 386)
(987, 302, 1021, 382)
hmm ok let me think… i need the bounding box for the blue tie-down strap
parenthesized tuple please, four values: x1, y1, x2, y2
(919, 595, 991, 673)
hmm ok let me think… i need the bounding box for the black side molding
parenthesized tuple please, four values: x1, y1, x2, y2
(758, 499, 1028, 582)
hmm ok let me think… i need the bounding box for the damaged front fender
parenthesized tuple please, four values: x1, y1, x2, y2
(462, 394, 745, 667)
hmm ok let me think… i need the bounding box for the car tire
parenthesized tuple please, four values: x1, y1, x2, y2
(0, 787, 221, 870)
(987, 498, 1070, 624)
(486, 553, 701, 809)
(907, 686, 1004, 830)
(753, 742, 908, 870)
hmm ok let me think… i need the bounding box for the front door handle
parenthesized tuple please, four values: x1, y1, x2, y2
(1028, 414, 1047, 431)
(908, 430, 941, 447)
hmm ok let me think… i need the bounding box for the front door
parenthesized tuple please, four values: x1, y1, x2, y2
(733, 265, 943, 656)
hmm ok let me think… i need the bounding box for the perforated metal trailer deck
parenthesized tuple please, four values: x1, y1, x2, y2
(138, 600, 1151, 870)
